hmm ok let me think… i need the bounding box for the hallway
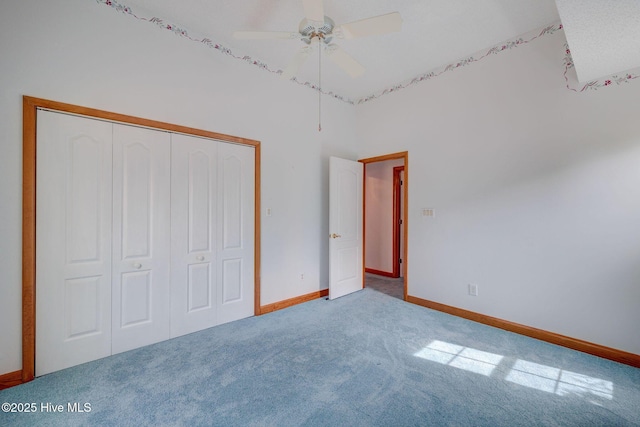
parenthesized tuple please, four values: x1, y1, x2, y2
(364, 273, 404, 300)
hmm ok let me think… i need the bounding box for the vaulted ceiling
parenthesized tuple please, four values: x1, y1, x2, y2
(118, 0, 562, 101)
(111, 0, 640, 101)
(555, 0, 640, 83)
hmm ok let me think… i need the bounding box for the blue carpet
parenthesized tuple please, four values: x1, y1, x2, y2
(1, 288, 639, 426)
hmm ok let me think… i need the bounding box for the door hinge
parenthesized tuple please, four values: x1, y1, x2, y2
(399, 259, 402, 264)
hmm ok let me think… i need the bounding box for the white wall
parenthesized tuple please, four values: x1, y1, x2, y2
(0, 0, 358, 375)
(365, 159, 403, 274)
(2, 2, 637, 378)
(355, 31, 640, 355)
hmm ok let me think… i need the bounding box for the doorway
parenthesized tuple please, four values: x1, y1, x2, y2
(359, 152, 408, 300)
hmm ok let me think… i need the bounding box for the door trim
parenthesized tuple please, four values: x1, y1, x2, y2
(393, 166, 404, 278)
(22, 96, 261, 383)
(359, 151, 409, 300)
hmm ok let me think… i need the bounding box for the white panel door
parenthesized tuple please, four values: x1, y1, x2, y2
(170, 133, 218, 337)
(111, 124, 171, 354)
(329, 157, 363, 300)
(36, 110, 113, 376)
(217, 142, 255, 324)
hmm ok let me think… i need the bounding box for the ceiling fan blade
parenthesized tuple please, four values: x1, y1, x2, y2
(302, 0, 325, 24)
(338, 12, 402, 39)
(233, 31, 299, 40)
(325, 44, 365, 78)
(281, 46, 313, 80)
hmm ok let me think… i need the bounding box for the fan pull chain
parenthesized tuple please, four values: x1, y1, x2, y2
(318, 39, 322, 132)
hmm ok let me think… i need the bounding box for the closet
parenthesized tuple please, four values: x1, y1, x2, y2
(35, 109, 254, 376)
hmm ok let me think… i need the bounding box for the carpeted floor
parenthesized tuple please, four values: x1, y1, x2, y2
(1, 288, 639, 426)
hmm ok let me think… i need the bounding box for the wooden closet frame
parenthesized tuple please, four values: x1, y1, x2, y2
(21, 96, 261, 383)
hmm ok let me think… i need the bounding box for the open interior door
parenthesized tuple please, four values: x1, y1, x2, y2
(329, 156, 363, 299)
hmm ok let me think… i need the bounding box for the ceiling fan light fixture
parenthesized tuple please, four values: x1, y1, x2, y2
(298, 16, 335, 44)
(232, 0, 402, 130)
(232, 2, 402, 80)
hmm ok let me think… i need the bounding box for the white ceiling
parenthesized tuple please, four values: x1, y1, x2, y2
(555, 0, 640, 83)
(118, 0, 562, 101)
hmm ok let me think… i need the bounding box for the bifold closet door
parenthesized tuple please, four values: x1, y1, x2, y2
(171, 136, 255, 332)
(111, 124, 171, 354)
(35, 109, 255, 375)
(170, 133, 218, 337)
(217, 142, 255, 324)
(36, 110, 113, 376)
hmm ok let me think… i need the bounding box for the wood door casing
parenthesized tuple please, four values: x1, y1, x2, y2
(393, 166, 405, 278)
(359, 152, 409, 300)
(21, 96, 261, 383)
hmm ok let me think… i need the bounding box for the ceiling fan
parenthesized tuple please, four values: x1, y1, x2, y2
(233, 0, 402, 80)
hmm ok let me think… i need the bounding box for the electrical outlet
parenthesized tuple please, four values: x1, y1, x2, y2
(468, 283, 478, 296)
(300, 273, 304, 280)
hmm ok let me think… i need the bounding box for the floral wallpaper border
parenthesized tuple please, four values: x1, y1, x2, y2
(96, 0, 353, 104)
(96, 0, 639, 104)
(563, 44, 639, 92)
(356, 23, 564, 104)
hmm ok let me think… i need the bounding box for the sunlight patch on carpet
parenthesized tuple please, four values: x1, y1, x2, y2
(414, 340, 614, 405)
(506, 359, 614, 402)
(414, 340, 503, 376)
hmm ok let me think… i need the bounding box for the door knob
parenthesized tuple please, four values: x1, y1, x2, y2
(330, 233, 342, 239)
(133, 263, 142, 269)
(196, 256, 205, 261)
